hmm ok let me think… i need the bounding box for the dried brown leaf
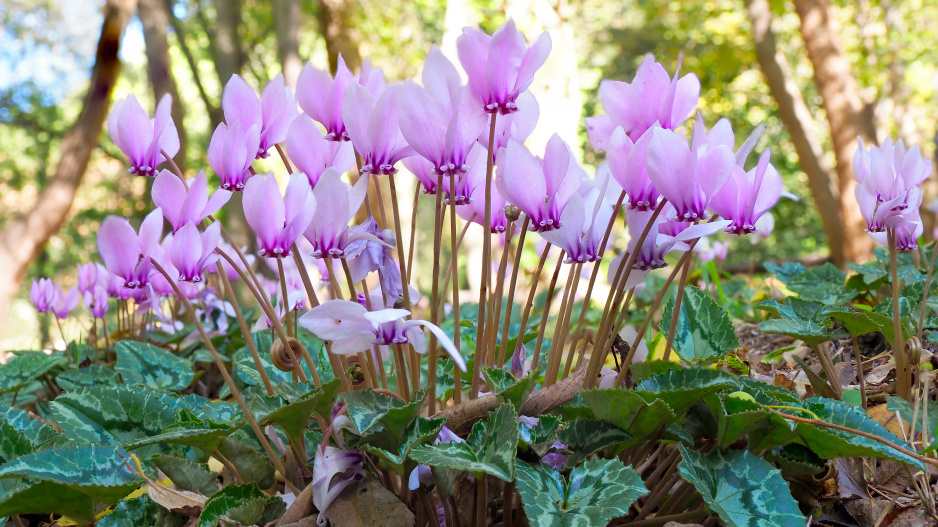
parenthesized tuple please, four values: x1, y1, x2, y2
(322, 479, 414, 527)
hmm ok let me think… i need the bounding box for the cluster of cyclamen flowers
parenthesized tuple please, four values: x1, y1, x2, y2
(854, 137, 933, 250)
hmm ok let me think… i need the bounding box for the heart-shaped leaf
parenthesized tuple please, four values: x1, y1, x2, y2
(196, 482, 285, 527)
(97, 494, 189, 527)
(660, 285, 739, 362)
(0, 352, 66, 394)
(114, 341, 195, 390)
(56, 365, 121, 391)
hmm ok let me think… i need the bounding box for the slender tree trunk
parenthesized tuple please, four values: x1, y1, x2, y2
(317, 0, 361, 72)
(139, 0, 187, 173)
(164, 0, 222, 125)
(745, 0, 848, 267)
(0, 0, 137, 337)
(793, 0, 878, 263)
(274, 0, 303, 87)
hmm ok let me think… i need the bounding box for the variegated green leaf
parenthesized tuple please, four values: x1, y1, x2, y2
(678, 445, 804, 527)
(196, 482, 285, 527)
(660, 285, 739, 362)
(0, 408, 62, 450)
(637, 368, 739, 414)
(98, 494, 188, 527)
(0, 445, 143, 521)
(248, 379, 341, 444)
(410, 404, 518, 480)
(114, 341, 194, 390)
(795, 398, 924, 469)
(579, 389, 677, 439)
(217, 437, 275, 488)
(0, 352, 66, 394)
(361, 417, 446, 472)
(55, 365, 121, 391)
(558, 419, 632, 468)
(153, 454, 220, 496)
(344, 388, 425, 437)
(515, 458, 646, 527)
(233, 332, 328, 390)
(483, 368, 536, 412)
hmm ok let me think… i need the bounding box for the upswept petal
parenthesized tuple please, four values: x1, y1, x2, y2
(423, 46, 462, 108)
(514, 30, 551, 95)
(399, 83, 449, 167)
(151, 170, 187, 230)
(496, 139, 546, 221)
(222, 74, 263, 132)
(97, 217, 140, 280)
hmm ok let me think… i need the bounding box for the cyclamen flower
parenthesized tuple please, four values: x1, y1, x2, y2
(399, 47, 487, 179)
(208, 120, 260, 191)
(540, 171, 616, 263)
(346, 218, 403, 303)
(107, 94, 180, 176)
(496, 135, 584, 232)
(457, 20, 551, 114)
(243, 173, 316, 258)
(167, 222, 221, 282)
(458, 148, 509, 232)
(296, 55, 386, 142)
(304, 168, 376, 259)
(286, 115, 355, 187)
(691, 114, 765, 168)
(342, 84, 416, 175)
(870, 212, 923, 251)
(30, 278, 57, 313)
(542, 441, 569, 471)
(84, 286, 109, 318)
(709, 149, 782, 235)
(696, 239, 729, 262)
(312, 446, 366, 526)
(854, 137, 933, 208)
(644, 128, 735, 221)
(152, 170, 231, 233)
(606, 127, 659, 211)
(298, 299, 467, 371)
(403, 156, 441, 195)
(485, 91, 539, 153)
(222, 74, 298, 158)
(855, 177, 922, 233)
(97, 208, 164, 289)
(51, 285, 79, 319)
(586, 54, 700, 149)
(77, 262, 109, 296)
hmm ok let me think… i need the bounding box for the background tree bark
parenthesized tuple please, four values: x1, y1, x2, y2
(0, 0, 137, 335)
(139, 0, 187, 172)
(793, 0, 878, 263)
(745, 0, 848, 267)
(317, 0, 362, 72)
(274, 0, 303, 87)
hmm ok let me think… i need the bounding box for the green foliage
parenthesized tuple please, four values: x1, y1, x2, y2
(515, 458, 646, 527)
(410, 404, 519, 480)
(114, 341, 195, 390)
(678, 446, 805, 527)
(98, 495, 188, 527)
(660, 285, 740, 362)
(482, 367, 536, 411)
(56, 365, 121, 391)
(153, 454, 221, 496)
(196, 482, 285, 527)
(0, 352, 66, 394)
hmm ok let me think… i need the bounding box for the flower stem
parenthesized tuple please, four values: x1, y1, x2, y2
(474, 112, 498, 398)
(663, 257, 692, 361)
(496, 217, 530, 366)
(530, 251, 567, 372)
(388, 173, 412, 310)
(918, 242, 938, 342)
(427, 175, 446, 413)
(544, 263, 581, 387)
(889, 227, 911, 401)
(216, 261, 274, 396)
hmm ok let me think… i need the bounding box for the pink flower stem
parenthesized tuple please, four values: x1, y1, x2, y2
(495, 217, 531, 367)
(473, 113, 498, 400)
(215, 260, 274, 396)
(663, 252, 694, 361)
(543, 263, 581, 386)
(484, 223, 516, 366)
(407, 184, 421, 278)
(889, 227, 911, 401)
(427, 174, 446, 412)
(529, 251, 567, 372)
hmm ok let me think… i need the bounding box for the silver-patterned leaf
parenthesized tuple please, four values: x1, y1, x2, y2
(114, 341, 195, 390)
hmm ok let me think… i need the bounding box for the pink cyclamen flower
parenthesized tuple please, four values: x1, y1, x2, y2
(346, 218, 403, 303)
(585, 54, 700, 149)
(458, 147, 509, 232)
(540, 172, 616, 263)
(304, 168, 375, 259)
(107, 94, 180, 176)
(403, 156, 441, 195)
(709, 149, 782, 235)
(296, 55, 386, 142)
(485, 90, 539, 153)
(855, 176, 922, 233)
(606, 126, 659, 211)
(84, 286, 110, 318)
(542, 441, 569, 471)
(312, 445, 366, 526)
(167, 222, 221, 282)
(854, 137, 932, 207)
(77, 263, 109, 296)
(399, 47, 487, 180)
(496, 135, 584, 232)
(457, 20, 551, 114)
(286, 115, 355, 188)
(30, 278, 57, 313)
(342, 84, 416, 175)
(152, 170, 231, 233)
(408, 465, 435, 490)
(97, 208, 164, 289)
(222, 74, 298, 158)
(208, 120, 261, 191)
(299, 299, 467, 371)
(870, 212, 923, 251)
(51, 285, 79, 319)
(644, 128, 735, 221)
(243, 173, 316, 258)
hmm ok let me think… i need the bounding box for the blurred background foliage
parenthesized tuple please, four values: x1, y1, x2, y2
(1, 0, 936, 348)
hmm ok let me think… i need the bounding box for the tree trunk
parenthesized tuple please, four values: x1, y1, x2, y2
(139, 0, 187, 173)
(745, 0, 848, 267)
(793, 0, 878, 263)
(0, 0, 137, 337)
(211, 0, 243, 87)
(317, 0, 361, 72)
(274, 0, 303, 87)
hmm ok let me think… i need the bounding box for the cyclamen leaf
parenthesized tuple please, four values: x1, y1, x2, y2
(515, 458, 646, 527)
(97, 494, 188, 527)
(786, 263, 854, 305)
(0, 352, 66, 394)
(249, 379, 341, 445)
(361, 417, 446, 472)
(344, 389, 425, 437)
(764, 262, 807, 284)
(0, 445, 143, 521)
(483, 368, 537, 412)
(196, 482, 285, 527)
(886, 396, 938, 436)
(410, 404, 519, 480)
(660, 285, 739, 362)
(558, 419, 632, 468)
(114, 341, 195, 390)
(217, 437, 275, 488)
(56, 365, 121, 391)
(678, 445, 805, 527)
(637, 368, 740, 414)
(0, 417, 36, 465)
(153, 454, 221, 496)
(579, 389, 677, 440)
(795, 398, 925, 469)
(0, 407, 61, 451)
(758, 319, 846, 347)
